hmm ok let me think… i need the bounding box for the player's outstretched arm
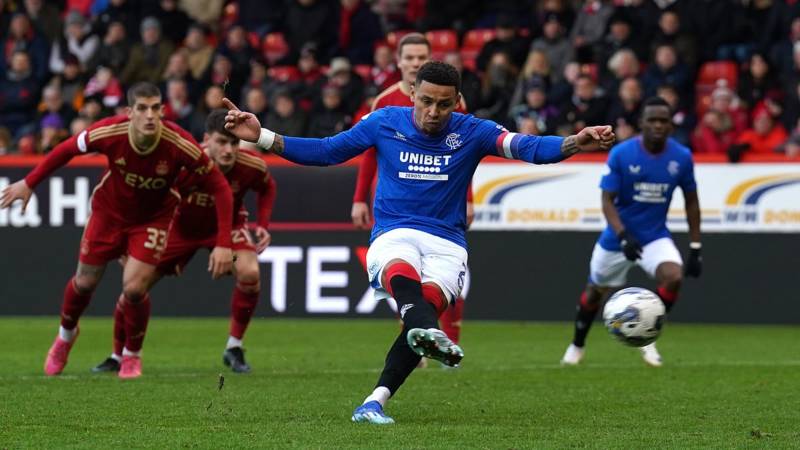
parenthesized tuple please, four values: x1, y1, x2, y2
(0, 180, 33, 212)
(223, 98, 377, 166)
(222, 98, 285, 154)
(495, 125, 615, 164)
(563, 125, 616, 156)
(0, 136, 87, 211)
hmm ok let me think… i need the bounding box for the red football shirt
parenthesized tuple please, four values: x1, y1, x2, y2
(25, 115, 234, 245)
(174, 149, 276, 239)
(353, 82, 470, 202)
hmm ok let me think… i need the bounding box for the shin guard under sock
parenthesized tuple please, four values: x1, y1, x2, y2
(60, 276, 92, 330)
(122, 294, 151, 353)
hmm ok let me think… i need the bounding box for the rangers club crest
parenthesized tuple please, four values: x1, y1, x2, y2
(668, 160, 680, 176)
(155, 160, 169, 176)
(445, 133, 462, 150)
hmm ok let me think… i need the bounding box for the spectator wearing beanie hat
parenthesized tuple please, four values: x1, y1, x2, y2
(119, 16, 175, 86)
(49, 10, 99, 74)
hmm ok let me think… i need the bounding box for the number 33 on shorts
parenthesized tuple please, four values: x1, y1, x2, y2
(144, 227, 167, 252)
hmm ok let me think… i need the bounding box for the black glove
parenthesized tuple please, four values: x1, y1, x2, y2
(617, 230, 642, 261)
(684, 244, 703, 277)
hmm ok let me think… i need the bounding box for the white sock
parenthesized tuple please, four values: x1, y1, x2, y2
(110, 353, 122, 362)
(363, 386, 391, 407)
(59, 326, 77, 342)
(226, 336, 243, 349)
(122, 348, 141, 358)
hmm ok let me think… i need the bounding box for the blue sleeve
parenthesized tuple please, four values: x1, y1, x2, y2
(680, 154, 697, 193)
(281, 110, 381, 166)
(477, 119, 566, 163)
(600, 148, 622, 193)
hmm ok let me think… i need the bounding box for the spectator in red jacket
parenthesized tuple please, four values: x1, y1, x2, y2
(692, 109, 738, 155)
(728, 103, 788, 161)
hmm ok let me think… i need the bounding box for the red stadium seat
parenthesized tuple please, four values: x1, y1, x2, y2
(262, 32, 289, 65)
(268, 65, 301, 83)
(386, 30, 415, 49)
(462, 29, 497, 51)
(697, 61, 739, 88)
(695, 61, 739, 117)
(460, 48, 479, 71)
(425, 29, 458, 53)
(354, 64, 372, 82)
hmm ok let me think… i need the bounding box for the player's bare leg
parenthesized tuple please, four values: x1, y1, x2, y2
(640, 262, 683, 367)
(117, 257, 161, 379)
(45, 262, 106, 375)
(562, 284, 610, 366)
(223, 250, 260, 373)
(353, 259, 461, 424)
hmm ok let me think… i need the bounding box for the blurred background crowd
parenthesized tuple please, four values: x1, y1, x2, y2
(2, 0, 800, 161)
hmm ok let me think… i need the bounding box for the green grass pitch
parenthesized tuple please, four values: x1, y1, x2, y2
(0, 318, 797, 449)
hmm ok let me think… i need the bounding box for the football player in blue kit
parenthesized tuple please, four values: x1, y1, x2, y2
(222, 61, 615, 424)
(561, 96, 703, 368)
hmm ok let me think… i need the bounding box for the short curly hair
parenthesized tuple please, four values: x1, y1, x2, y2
(415, 61, 461, 94)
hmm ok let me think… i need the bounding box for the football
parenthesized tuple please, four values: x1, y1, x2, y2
(602, 287, 666, 347)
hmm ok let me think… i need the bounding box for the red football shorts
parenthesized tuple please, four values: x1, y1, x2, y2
(157, 226, 256, 276)
(79, 208, 174, 266)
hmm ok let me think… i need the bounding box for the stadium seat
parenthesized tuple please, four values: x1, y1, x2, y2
(268, 65, 301, 83)
(697, 61, 739, 88)
(695, 61, 739, 117)
(354, 64, 372, 82)
(460, 48, 479, 71)
(386, 30, 415, 49)
(425, 29, 459, 53)
(462, 29, 497, 51)
(262, 32, 289, 65)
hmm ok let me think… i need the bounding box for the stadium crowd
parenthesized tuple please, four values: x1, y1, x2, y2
(1, 0, 800, 161)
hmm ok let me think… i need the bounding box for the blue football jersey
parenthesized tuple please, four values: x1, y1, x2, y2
(597, 137, 697, 250)
(281, 106, 566, 248)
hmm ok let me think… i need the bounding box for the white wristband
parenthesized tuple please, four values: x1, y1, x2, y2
(256, 128, 275, 150)
(689, 242, 702, 250)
